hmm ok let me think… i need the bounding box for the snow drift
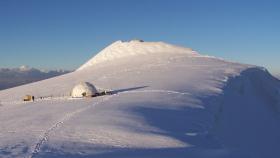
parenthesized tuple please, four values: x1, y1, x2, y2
(0, 40, 280, 158)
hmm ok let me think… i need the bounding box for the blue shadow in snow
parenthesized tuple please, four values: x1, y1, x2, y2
(110, 86, 148, 94)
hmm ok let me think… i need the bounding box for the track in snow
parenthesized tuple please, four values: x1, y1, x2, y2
(28, 89, 190, 158)
(29, 95, 114, 158)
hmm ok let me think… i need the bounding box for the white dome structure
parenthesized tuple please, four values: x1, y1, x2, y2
(71, 82, 98, 97)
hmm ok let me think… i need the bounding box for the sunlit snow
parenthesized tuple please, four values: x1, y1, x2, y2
(1, 40, 280, 158)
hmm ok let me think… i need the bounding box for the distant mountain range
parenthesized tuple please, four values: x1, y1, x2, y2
(0, 66, 71, 90)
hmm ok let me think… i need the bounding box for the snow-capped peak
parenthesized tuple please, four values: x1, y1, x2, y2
(19, 65, 31, 71)
(77, 40, 199, 71)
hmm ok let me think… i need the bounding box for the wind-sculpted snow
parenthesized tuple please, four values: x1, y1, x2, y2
(77, 40, 199, 71)
(0, 41, 280, 158)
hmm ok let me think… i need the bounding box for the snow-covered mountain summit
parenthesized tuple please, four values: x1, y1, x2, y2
(0, 40, 280, 158)
(78, 40, 199, 71)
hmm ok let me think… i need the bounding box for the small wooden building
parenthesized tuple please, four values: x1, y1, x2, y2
(23, 95, 34, 101)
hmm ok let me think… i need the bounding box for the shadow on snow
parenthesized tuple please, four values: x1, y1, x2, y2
(2, 68, 280, 158)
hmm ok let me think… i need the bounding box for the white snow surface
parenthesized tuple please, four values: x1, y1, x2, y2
(1, 41, 280, 158)
(77, 40, 199, 71)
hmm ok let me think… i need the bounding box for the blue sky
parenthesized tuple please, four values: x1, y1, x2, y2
(0, 0, 279, 74)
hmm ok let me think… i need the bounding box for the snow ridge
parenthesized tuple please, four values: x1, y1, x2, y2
(77, 40, 199, 71)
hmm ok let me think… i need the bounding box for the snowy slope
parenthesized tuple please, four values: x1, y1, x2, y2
(77, 40, 199, 71)
(0, 40, 280, 158)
